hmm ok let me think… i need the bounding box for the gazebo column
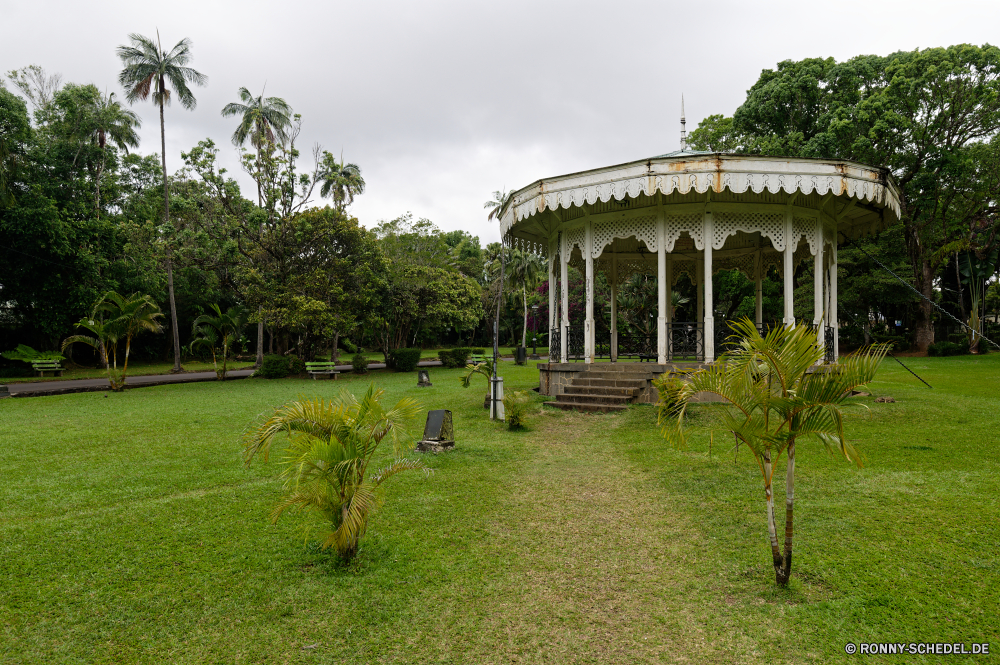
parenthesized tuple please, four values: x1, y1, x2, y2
(831, 242, 839, 361)
(783, 213, 795, 326)
(560, 233, 569, 363)
(611, 252, 618, 362)
(665, 257, 673, 360)
(548, 236, 556, 359)
(814, 225, 825, 350)
(584, 220, 594, 363)
(696, 263, 704, 321)
(657, 215, 667, 364)
(754, 248, 763, 327)
(703, 211, 715, 363)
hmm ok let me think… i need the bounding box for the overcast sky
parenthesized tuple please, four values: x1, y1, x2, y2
(3, 0, 998, 244)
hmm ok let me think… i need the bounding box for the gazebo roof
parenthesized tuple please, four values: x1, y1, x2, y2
(500, 152, 902, 251)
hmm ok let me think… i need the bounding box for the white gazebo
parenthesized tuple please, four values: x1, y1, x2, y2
(499, 151, 902, 401)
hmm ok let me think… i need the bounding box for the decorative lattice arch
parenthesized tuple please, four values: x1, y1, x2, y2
(671, 260, 697, 285)
(563, 226, 585, 263)
(715, 212, 786, 251)
(592, 215, 657, 258)
(664, 214, 704, 251)
(714, 252, 757, 280)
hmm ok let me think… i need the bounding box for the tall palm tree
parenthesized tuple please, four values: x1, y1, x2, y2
(657, 319, 888, 586)
(318, 151, 365, 212)
(62, 291, 164, 391)
(117, 31, 207, 373)
(220, 87, 292, 206)
(91, 90, 141, 217)
(506, 248, 546, 348)
(484, 189, 511, 388)
(220, 86, 291, 368)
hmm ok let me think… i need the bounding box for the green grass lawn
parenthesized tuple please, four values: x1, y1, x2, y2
(1, 355, 997, 663)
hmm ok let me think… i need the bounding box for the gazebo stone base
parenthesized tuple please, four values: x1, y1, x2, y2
(538, 361, 716, 407)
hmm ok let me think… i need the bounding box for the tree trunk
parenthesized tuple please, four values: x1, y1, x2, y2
(763, 452, 783, 582)
(903, 221, 935, 353)
(331, 330, 340, 363)
(159, 94, 182, 373)
(777, 440, 795, 586)
(256, 316, 264, 367)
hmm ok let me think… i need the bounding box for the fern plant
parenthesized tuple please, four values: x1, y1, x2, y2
(244, 384, 428, 562)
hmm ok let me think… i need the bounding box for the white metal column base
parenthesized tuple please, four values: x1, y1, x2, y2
(704, 316, 715, 363)
(657, 316, 667, 364)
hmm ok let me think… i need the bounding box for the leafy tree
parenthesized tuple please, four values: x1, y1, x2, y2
(61, 291, 164, 391)
(6, 65, 62, 116)
(657, 320, 887, 586)
(243, 385, 428, 562)
(690, 45, 1000, 351)
(189, 303, 248, 379)
(240, 207, 385, 361)
(0, 88, 30, 206)
(117, 31, 207, 372)
(371, 264, 482, 360)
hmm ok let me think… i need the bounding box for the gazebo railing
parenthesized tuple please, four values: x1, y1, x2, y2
(549, 327, 560, 361)
(668, 322, 703, 361)
(617, 331, 657, 361)
(567, 326, 585, 361)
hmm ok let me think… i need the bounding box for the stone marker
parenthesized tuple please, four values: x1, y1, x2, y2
(0, 385, 9, 399)
(415, 409, 454, 453)
(417, 369, 432, 387)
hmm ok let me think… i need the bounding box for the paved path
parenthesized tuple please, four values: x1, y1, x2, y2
(1, 355, 543, 398)
(2, 359, 452, 397)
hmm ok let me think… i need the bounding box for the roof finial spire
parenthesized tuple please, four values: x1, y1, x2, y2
(680, 94, 687, 151)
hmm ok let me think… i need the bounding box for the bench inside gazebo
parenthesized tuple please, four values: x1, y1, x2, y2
(499, 151, 901, 411)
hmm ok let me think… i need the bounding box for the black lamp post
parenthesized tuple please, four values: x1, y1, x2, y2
(530, 304, 539, 359)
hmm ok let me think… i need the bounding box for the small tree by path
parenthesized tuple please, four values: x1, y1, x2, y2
(656, 319, 888, 586)
(189, 304, 248, 380)
(62, 291, 164, 391)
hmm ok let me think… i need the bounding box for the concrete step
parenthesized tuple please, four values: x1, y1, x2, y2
(562, 385, 638, 398)
(589, 363, 663, 373)
(543, 400, 628, 413)
(571, 377, 648, 389)
(574, 371, 653, 381)
(557, 392, 632, 406)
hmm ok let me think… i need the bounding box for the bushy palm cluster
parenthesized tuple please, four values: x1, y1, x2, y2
(657, 319, 888, 585)
(243, 385, 428, 562)
(61, 291, 164, 391)
(189, 304, 248, 380)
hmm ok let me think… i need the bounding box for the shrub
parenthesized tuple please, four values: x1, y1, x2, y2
(351, 353, 369, 374)
(243, 384, 428, 562)
(503, 390, 531, 430)
(287, 355, 305, 376)
(259, 354, 290, 379)
(928, 340, 969, 357)
(340, 338, 357, 354)
(392, 348, 422, 372)
(871, 334, 909, 352)
(441, 347, 472, 368)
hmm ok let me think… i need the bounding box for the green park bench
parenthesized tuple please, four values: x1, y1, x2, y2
(469, 353, 487, 365)
(31, 360, 63, 377)
(305, 361, 340, 380)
